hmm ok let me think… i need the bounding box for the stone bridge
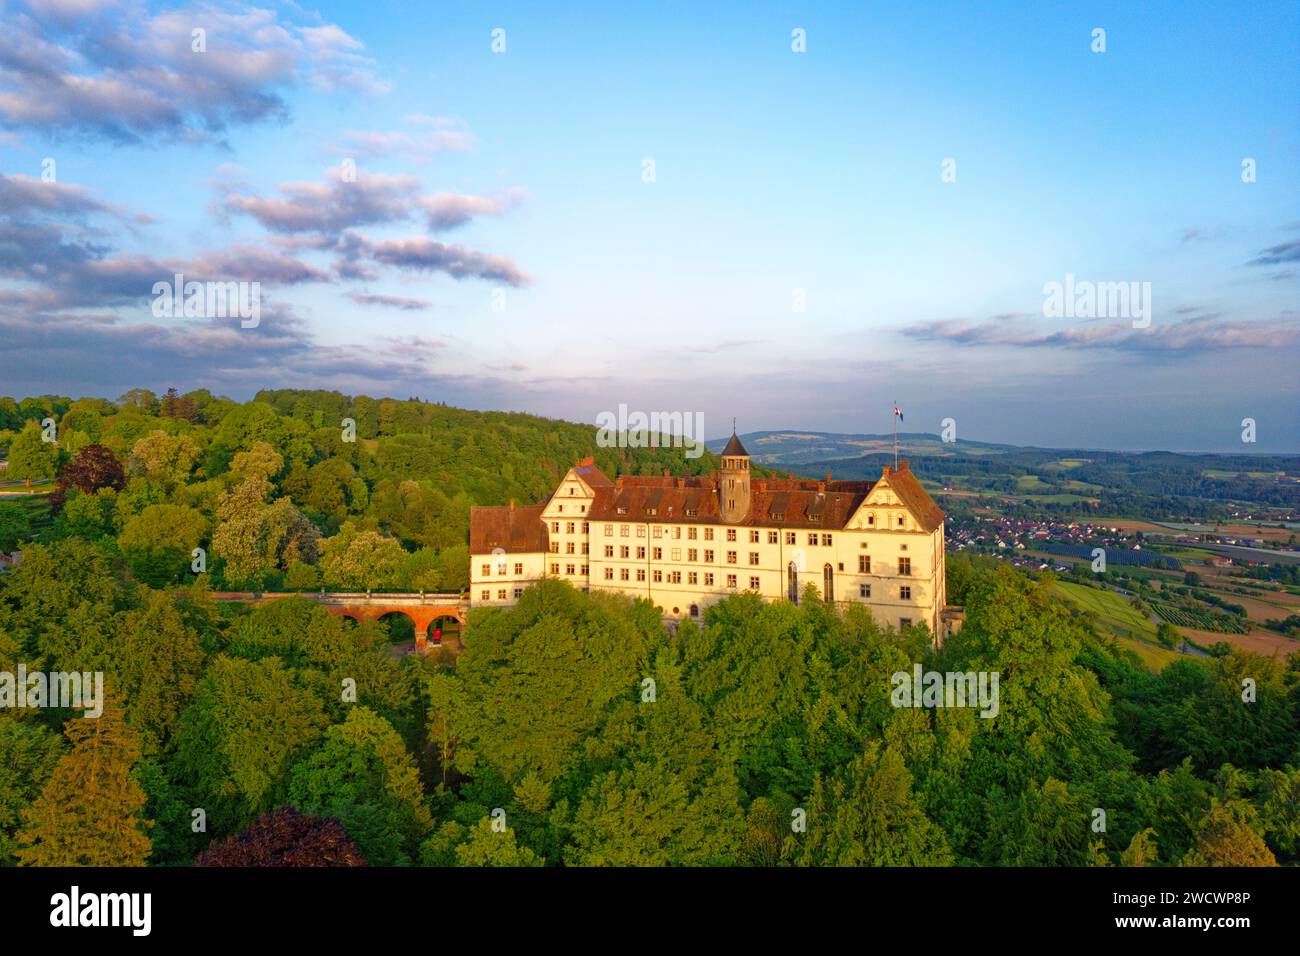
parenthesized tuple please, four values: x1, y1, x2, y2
(211, 591, 468, 650)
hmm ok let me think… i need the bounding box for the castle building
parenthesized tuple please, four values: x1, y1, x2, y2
(469, 432, 959, 642)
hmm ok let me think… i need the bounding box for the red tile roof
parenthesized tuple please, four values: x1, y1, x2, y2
(470, 460, 943, 552)
(469, 503, 548, 554)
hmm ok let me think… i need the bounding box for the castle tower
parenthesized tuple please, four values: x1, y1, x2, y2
(718, 427, 751, 523)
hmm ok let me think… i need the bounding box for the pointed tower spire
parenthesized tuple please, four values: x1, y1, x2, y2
(719, 419, 751, 522)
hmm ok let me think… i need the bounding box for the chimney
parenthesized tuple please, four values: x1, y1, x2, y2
(818, 480, 825, 493)
(882, 466, 890, 477)
(663, 468, 670, 477)
(509, 498, 515, 511)
(825, 470, 832, 483)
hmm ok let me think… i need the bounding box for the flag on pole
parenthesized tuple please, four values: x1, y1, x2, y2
(893, 403, 904, 423)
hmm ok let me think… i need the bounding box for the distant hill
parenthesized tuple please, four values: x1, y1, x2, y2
(704, 431, 1017, 466)
(705, 430, 1300, 515)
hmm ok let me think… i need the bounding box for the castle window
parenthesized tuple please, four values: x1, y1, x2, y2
(704, 528, 714, 541)
(620, 568, 630, 580)
(604, 568, 614, 580)
(786, 532, 796, 545)
(514, 563, 523, 575)
(637, 547, 646, 559)
(749, 530, 760, 543)
(685, 509, 698, 518)
(636, 569, 646, 581)
(727, 574, 738, 589)
(551, 522, 559, 532)
(617, 506, 627, 515)
(749, 552, 759, 565)
(726, 528, 737, 542)
(514, 588, 523, 599)
(822, 534, 833, 547)
(604, 546, 614, 558)
(687, 527, 698, 538)
(481, 564, 490, 576)
(898, 557, 911, 576)
(768, 531, 778, 544)
(671, 548, 681, 561)
(566, 522, 575, 533)
(704, 550, 715, 562)
(605, 524, 614, 536)
(704, 573, 714, 585)
(727, 551, 737, 564)
(868, 514, 875, 525)
(859, 584, 871, 598)
(900, 586, 911, 600)
(620, 526, 630, 537)
(481, 590, 490, 601)
(498, 564, 507, 575)
(498, 589, 507, 600)
(688, 572, 698, 585)
(859, 555, 871, 574)
(565, 564, 575, 575)
(653, 527, 662, 538)
(653, 570, 663, 583)
(900, 618, 912, 628)
(669, 571, 681, 584)
(771, 511, 784, 521)
(688, 548, 698, 561)
(653, 547, 662, 560)
(749, 576, 760, 589)
(620, 546, 629, 558)
(808, 534, 817, 546)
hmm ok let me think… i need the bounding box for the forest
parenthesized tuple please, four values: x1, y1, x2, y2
(0, 389, 1295, 866)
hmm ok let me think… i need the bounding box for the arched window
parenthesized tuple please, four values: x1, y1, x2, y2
(823, 563, 834, 602)
(689, 604, 699, 618)
(788, 562, 799, 604)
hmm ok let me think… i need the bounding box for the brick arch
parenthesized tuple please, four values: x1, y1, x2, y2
(322, 604, 466, 649)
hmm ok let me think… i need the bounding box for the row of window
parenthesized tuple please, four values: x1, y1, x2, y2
(483, 581, 914, 604)
(485, 555, 914, 577)
(596, 525, 841, 546)
(550, 541, 588, 554)
(551, 521, 589, 534)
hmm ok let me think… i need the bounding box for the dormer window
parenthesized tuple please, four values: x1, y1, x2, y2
(617, 506, 628, 515)
(684, 508, 698, 517)
(771, 511, 784, 521)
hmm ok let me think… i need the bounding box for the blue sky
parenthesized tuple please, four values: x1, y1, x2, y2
(0, 0, 1296, 451)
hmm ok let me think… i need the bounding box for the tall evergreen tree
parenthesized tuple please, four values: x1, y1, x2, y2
(15, 701, 152, 866)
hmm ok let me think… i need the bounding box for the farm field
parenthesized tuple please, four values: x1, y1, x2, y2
(1180, 626, 1300, 659)
(1054, 581, 1158, 643)
(1113, 636, 1181, 671)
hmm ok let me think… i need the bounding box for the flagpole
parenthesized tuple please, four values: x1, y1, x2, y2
(892, 401, 898, 472)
